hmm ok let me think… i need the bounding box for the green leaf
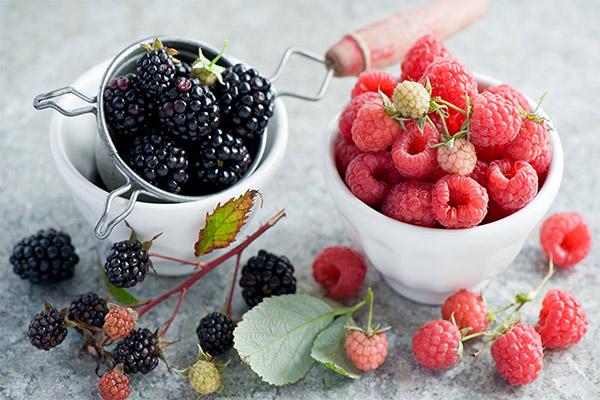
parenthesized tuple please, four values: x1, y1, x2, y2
(233, 294, 336, 385)
(101, 273, 139, 306)
(194, 190, 259, 258)
(311, 315, 362, 379)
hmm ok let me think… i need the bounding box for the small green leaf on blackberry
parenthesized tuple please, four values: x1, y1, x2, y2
(194, 189, 260, 258)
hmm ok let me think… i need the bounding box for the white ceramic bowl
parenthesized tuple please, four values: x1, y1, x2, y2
(321, 75, 564, 304)
(49, 61, 288, 275)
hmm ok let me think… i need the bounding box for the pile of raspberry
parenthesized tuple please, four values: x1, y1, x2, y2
(336, 34, 552, 229)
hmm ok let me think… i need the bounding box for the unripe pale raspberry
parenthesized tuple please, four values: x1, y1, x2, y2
(392, 81, 430, 119)
(98, 370, 131, 400)
(188, 359, 221, 395)
(436, 137, 477, 176)
(103, 306, 137, 340)
(345, 330, 389, 371)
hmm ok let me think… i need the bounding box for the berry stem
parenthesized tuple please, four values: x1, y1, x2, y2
(434, 97, 468, 115)
(365, 288, 374, 334)
(147, 252, 204, 268)
(225, 253, 242, 317)
(137, 210, 286, 318)
(461, 331, 488, 342)
(160, 288, 187, 339)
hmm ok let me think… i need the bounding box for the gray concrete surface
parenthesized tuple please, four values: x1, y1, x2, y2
(1, 0, 598, 399)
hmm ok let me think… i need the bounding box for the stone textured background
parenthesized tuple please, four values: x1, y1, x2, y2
(1, 0, 598, 399)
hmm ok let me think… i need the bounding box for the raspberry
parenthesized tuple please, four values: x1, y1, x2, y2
(436, 137, 477, 176)
(188, 359, 221, 395)
(487, 84, 532, 113)
(27, 307, 68, 351)
(104, 306, 137, 341)
(426, 164, 448, 184)
(338, 91, 380, 142)
(98, 369, 131, 400)
(239, 249, 296, 307)
(113, 328, 159, 374)
(136, 39, 177, 97)
(441, 290, 489, 334)
(529, 132, 552, 177)
(196, 312, 234, 356)
(392, 81, 430, 119)
(351, 98, 403, 152)
(345, 151, 402, 208)
(345, 330, 389, 371)
(490, 323, 543, 385)
(535, 289, 588, 348)
(103, 73, 152, 138)
(9, 228, 79, 284)
(412, 319, 462, 369)
(391, 122, 439, 179)
(539, 212, 592, 267)
(335, 134, 363, 177)
(312, 246, 367, 299)
(68, 292, 108, 331)
(350, 69, 397, 99)
(400, 34, 451, 82)
(505, 117, 548, 162)
(469, 160, 489, 189)
(487, 159, 538, 212)
(431, 175, 488, 228)
(381, 181, 435, 227)
(474, 143, 505, 163)
(104, 240, 150, 288)
(419, 57, 477, 134)
(469, 91, 522, 148)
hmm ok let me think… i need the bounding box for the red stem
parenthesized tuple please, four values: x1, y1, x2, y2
(147, 252, 202, 268)
(159, 288, 187, 339)
(225, 254, 242, 317)
(137, 209, 286, 318)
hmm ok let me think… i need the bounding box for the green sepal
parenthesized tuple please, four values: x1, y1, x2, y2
(380, 89, 397, 117)
(191, 40, 228, 86)
(175, 366, 191, 377)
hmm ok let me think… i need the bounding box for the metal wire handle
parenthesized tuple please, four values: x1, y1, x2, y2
(94, 181, 144, 240)
(270, 47, 334, 101)
(33, 86, 97, 116)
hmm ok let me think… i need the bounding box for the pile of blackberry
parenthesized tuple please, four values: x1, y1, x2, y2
(102, 38, 275, 196)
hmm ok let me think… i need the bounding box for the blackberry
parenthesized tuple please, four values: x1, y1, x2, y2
(128, 131, 189, 194)
(103, 73, 152, 138)
(175, 60, 192, 78)
(188, 129, 251, 194)
(196, 312, 234, 356)
(216, 63, 275, 139)
(157, 76, 220, 143)
(136, 38, 177, 97)
(9, 228, 79, 284)
(67, 292, 108, 330)
(28, 308, 68, 351)
(113, 328, 159, 374)
(104, 240, 150, 288)
(239, 249, 296, 307)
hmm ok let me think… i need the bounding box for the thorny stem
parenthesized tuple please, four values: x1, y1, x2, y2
(225, 254, 242, 317)
(159, 289, 187, 339)
(137, 210, 286, 318)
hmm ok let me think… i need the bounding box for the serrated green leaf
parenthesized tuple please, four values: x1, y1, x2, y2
(194, 190, 259, 258)
(233, 294, 336, 385)
(311, 315, 362, 379)
(101, 272, 139, 306)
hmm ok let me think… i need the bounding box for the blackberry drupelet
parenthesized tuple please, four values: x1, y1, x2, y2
(196, 312, 234, 356)
(67, 292, 108, 330)
(104, 240, 150, 288)
(189, 129, 251, 193)
(103, 73, 152, 138)
(175, 60, 192, 78)
(10, 228, 79, 284)
(216, 63, 275, 139)
(128, 131, 189, 194)
(136, 39, 177, 97)
(28, 308, 68, 350)
(113, 328, 159, 374)
(239, 249, 296, 307)
(157, 76, 220, 143)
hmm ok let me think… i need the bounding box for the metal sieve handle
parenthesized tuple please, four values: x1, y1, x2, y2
(33, 86, 97, 116)
(93, 181, 144, 240)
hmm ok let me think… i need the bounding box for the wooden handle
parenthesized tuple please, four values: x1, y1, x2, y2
(325, 0, 489, 77)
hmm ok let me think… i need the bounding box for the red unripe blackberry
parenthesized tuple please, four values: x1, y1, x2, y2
(28, 308, 68, 351)
(113, 328, 159, 374)
(216, 63, 274, 139)
(103, 73, 152, 138)
(9, 228, 79, 284)
(128, 131, 189, 194)
(67, 292, 108, 331)
(157, 77, 220, 143)
(189, 129, 251, 194)
(136, 44, 176, 97)
(196, 312, 234, 356)
(104, 240, 150, 288)
(239, 249, 296, 307)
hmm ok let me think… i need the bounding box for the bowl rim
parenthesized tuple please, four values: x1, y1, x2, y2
(321, 73, 564, 238)
(49, 60, 289, 211)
